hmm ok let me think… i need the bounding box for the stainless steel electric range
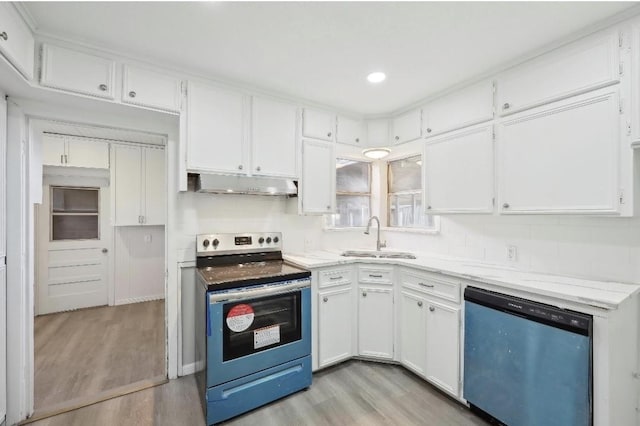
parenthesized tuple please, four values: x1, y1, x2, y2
(194, 232, 312, 425)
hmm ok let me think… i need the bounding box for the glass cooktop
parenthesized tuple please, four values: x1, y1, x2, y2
(197, 260, 310, 291)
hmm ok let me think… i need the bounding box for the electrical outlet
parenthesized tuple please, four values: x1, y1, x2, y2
(304, 237, 314, 252)
(144, 234, 152, 243)
(506, 245, 517, 261)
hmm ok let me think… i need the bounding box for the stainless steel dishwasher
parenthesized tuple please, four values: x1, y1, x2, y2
(464, 287, 592, 426)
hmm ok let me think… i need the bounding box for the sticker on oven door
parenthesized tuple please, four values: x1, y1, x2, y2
(226, 304, 255, 332)
(254, 325, 280, 349)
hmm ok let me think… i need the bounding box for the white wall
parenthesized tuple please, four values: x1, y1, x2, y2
(114, 226, 165, 304)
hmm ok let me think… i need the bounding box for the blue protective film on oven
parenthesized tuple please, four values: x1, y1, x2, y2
(464, 301, 591, 426)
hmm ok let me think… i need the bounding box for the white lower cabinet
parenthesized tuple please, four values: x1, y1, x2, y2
(318, 285, 354, 368)
(424, 298, 460, 397)
(399, 291, 427, 375)
(358, 286, 394, 359)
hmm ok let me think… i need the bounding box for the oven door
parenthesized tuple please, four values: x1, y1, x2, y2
(206, 278, 311, 387)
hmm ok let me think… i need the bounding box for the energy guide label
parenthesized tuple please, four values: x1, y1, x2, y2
(254, 325, 280, 349)
(226, 304, 255, 332)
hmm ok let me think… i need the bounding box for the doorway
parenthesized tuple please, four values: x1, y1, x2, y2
(31, 129, 167, 419)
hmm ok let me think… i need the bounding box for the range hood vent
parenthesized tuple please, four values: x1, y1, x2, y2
(195, 174, 297, 196)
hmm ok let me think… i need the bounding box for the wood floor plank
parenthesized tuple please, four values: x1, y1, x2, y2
(34, 300, 165, 411)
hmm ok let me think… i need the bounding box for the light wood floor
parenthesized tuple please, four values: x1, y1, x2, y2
(34, 300, 165, 411)
(30, 360, 489, 426)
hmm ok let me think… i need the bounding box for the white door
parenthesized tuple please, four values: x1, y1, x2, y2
(425, 299, 460, 397)
(318, 286, 353, 368)
(37, 184, 110, 314)
(251, 96, 298, 178)
(399, 291, 426, 376)
(358, 287, 394, 359)
(301, 139, 335, 214)
(143, 147, 166, 226)
(112, 144, 143, 226)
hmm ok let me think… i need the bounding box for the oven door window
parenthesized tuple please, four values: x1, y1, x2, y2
(222, 290, 302, 361)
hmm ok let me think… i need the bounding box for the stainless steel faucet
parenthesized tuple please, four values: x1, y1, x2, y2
(364, 216, 386, 251)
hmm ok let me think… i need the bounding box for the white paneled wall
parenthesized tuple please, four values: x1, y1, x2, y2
(114, 225, 165, 304)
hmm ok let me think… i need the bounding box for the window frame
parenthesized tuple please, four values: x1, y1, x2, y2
(50, 185, 101, 241)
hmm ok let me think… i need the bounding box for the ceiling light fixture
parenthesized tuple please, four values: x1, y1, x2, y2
(362, 147, 391, 159)
(367, 72, 386, 83)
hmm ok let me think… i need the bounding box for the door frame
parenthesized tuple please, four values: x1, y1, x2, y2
(6, 107, 176, 424)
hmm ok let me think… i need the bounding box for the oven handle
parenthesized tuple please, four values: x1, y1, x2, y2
(208, 279, 310, 304)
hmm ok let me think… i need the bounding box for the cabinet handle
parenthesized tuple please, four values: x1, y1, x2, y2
(417, 301, 423, 307)
(327, 132, 332, 138)
(138, 216, 143, 224)
(394, 136, 400, 141)
(369, 274, 383, 278)
(60, 154, 64, 164)
(99, 84, 108, 91)
(256, 166, 261, 172)
(128, 91, 137, 98)
(0, 32, 7, 41)
(238, 165, 243, 170)
(355, 138, 360, 143)
(502, 203, 510, 209)
(426, 205, 432, 210)
(102, 248, 108, 254)
(418, 282, 435, 288)
(64, 154, 68, 164)
(426, 128, 432, 133)
(326, 205, 331, 210)
(142, 215, 146, 224)
(329, 276, 343, 280)
(503, 102, 510, 110)
(323, 296, 328, 303)
(362, 291, 367, 297)
(429, 306, 435, 312)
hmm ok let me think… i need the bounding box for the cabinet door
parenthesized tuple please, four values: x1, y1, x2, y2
(0, 3, 35, 80)
(391, 109, 422, 144)
(42, 133, 67, 166)
(336, 116, 365, 146)
(186, 81, 245, 173)
(358, 287, 393, 359)
(122, 65, 182, 112)
(143, 147, 165, 226)
(251, 96, 298, 178)
(366, 119, 389, 147)
(318, 287, 353, 368)
(399, 291, 426, 376)
(425, 300, 460, 397)
(0, 97, 4, 259)
(0, 265, 5, 421)
(112, 144, 142, 226)
(424, 80, 493, 137)
(302, 108, 335, 141)
(497, 29, 619, 115)
(301, 139, 335, 214)
(424, 124, 494, 213)
(499, 88, 619, 214)
(66, 137, 110, 169)
(40, 44, 116, 99)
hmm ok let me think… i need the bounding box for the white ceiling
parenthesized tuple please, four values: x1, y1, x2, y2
(23, 1, 636, 115)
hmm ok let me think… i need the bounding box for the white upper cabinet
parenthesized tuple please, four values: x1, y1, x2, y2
(423, 80, 494, 137)
(302, 108, 335, 141)
(391, 108, 422, 144)
(498, 87, 620, 214)
(250, 96, 298, 178)
(42, 134, 109, 169)
(0, 3, 35, 80)
(497, 29, 620, 116)
(366, 119, 389, 147)
(112, 144, 165, 226)
(424, 124, 494, 213)
(186, 81, 246, 174)
(336, 115, 365, 146)
(122, 65, 182, 112)
(40, 44, 116, 99)
(301, 139, 335, 214)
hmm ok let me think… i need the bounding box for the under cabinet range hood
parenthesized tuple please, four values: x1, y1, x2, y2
(195, 173, 297, 196)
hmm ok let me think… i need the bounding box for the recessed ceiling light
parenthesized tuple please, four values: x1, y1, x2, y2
(367, 72, 386, 84)
(363, 148, 391, 159)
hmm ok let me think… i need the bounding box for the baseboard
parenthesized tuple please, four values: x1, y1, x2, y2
(180, 360, 204, 376)
(114, 295, 165, 306)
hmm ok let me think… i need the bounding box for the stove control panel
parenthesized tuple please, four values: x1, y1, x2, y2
(197, 232, 283, 256)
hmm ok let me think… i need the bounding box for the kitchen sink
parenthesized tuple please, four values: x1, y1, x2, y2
(341, 250, 416, 260)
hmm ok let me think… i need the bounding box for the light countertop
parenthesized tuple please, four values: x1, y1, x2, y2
(283, 250, 640, 311)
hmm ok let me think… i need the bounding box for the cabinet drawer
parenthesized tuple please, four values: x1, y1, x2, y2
(41, 44, 116, 99)
(0, 2, 35, 80)
(400, 269, 460, 303)
(358, 266, 393, 284)
(318, 267, 352, 288)
(122, 65, 182, 112)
